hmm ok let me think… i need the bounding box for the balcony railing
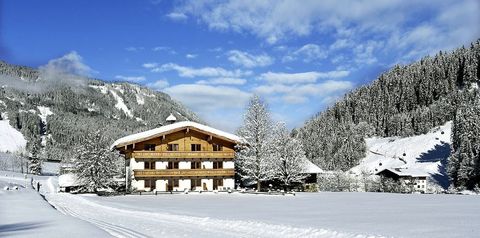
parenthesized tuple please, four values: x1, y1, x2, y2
(129, 151, 235, 159)
(133, 168, 235, 178)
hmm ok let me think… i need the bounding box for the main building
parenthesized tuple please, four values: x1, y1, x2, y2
(112, 115, 244, 192)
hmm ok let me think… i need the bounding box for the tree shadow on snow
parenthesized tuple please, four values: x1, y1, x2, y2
(0, 222, 47, 234)
(417, 142, 451, 189)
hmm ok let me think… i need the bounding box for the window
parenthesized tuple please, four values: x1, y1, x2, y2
(213, 144, 223, 151)
(191, 144, 201, 151)
(168, 144, 179, 151)
(213, 161, 223, 169)
(173, 179, 179, 187)
(144, 161, 156, 169)
(168, 161, 179, 169)
(191, 179, 201, 190)
(144, 144, 155, 151)
(144, 179, 156, 189)
(213, 178, 223, 190)
(191, 161, 201, 169)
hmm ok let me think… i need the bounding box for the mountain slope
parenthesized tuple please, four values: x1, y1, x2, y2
(0, 60, 201, 161)
(299, 40, 479, 172)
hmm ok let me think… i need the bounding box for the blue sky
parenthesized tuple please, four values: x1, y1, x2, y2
(1, 0, 479, 132)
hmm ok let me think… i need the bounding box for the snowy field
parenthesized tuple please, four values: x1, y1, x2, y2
(2, 171, 480, 238)
(0, 173, 109, 237)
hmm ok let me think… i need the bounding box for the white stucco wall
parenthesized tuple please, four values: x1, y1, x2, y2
(131, 158, 144, 170)
(179, 161, 190, 169)
(132, 179, 144, 191)
(179, 179, 190, 191)
(222, 178, 235, 190)
(223, 161, 234, 169)
(156, 161, 168, 169)
(201, 178, 213, 190)
(202, 161, 213, 169)
(156, 179, 168, 192)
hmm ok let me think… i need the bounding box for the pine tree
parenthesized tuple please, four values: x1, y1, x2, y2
(270, 122, 308, 190)
(28, 140, 42, 175)
(448, 90, 480, 190)
(236, 95, 276, 191)
(73, 130, 122, 193)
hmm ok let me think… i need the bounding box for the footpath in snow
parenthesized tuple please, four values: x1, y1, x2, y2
(0, 173, 110, 238)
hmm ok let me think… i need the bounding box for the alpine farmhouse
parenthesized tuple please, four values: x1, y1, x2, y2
(112, 115, 244, 192)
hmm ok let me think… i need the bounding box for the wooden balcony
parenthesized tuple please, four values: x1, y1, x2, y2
(133, 168, 235, 178)
(129, 151, 235, 159)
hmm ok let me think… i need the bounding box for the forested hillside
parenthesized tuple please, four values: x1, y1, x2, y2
(0, 60, 201, 162)
(299, 40, 480, 177)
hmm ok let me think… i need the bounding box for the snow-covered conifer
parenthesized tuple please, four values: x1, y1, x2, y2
(73, 130, 122, 193)
(270, 122, 308, 190)
(28, 140, 42, 175)
(236, 95, 276, 191)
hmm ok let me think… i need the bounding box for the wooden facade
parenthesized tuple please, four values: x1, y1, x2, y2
(114, 122, 241, 192)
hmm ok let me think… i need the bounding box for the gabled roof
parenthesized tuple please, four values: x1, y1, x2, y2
(375, 168, 429, 177)
(166, 113, 177, 122)
(303, 159, 324, 174)
(112, 121, 245, 148)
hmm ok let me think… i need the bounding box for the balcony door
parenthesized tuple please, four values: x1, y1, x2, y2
(167, 178, 179, 191)
(213, 178, 223, 190)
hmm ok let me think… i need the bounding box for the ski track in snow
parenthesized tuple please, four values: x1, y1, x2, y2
(44, 193, 380, 238)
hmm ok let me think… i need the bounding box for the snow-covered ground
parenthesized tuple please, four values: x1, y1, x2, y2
(0, 120, 27, 153)
(2, 171, 480, 238)
(351, 121, 451, 186)
(0, 173, 110, 237)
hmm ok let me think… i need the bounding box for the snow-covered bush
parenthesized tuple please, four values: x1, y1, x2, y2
(73, 130, 123, 193)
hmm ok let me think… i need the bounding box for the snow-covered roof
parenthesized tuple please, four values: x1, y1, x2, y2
(375, 168, 429, 177)
(58, 173, 83, 187)
(112, 121, 245, 148)
(303, 159, 324, 174)
(166, 113, 177, 122)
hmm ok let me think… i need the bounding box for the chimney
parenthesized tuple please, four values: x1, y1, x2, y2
(166, 113, 177, 124)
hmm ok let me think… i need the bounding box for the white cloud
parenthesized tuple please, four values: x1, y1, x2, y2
(329, 39, 354, 51)
(196, 77, 246, 85)
(259, 70, 349, 84)
(114, 75, 146, 82)
(125, 46, 144, 52)
(166, 12, 188, 21)
(353, 40, 383, 65)
(164, 84, 250, 110)
(173, 0, 479, 66)
(142, 63, 158, 68)
(254, 80, 354, 104)
(147, 63, 252, 78)
(283, 44, 327, 62)
(147, 79, 170, 90)
(164, 84, 251, 132)
(152, 46, 176, 54)
(227, 50, 274, 68)
(40, 51, 94, 76)
(186, 54, 198, 59)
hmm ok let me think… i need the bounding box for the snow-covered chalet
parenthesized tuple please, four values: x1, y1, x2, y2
(112, 114, 244, 192)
